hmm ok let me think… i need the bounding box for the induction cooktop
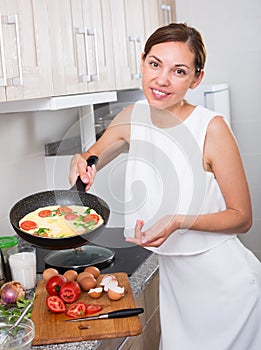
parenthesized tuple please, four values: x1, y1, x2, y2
(35, 227, 152, 277)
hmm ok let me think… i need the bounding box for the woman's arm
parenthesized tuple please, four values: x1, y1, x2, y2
(127, 116, 252, 247)
(69, 104, 133, 191)
(196, 116, 252, 233)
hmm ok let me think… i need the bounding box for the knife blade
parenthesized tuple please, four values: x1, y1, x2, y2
(64, 307, 144, 322)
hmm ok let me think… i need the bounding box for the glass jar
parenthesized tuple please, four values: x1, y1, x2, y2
(0, 236, 19, 281)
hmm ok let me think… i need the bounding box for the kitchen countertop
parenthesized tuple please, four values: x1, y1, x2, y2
(31, 252, 158, 350)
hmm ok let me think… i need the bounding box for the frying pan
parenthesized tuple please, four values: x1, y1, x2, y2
(9, 157, 110, 250)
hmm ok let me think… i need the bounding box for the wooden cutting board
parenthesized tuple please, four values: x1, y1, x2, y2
(31, 272, 142, 345)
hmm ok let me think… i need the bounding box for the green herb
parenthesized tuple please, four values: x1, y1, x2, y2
(0, 297, 34, 322)
(73, 221, 96, 232)
(35, 227, 50, 234)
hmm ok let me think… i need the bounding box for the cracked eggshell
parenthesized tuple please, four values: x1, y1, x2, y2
(88, 287, 103, 299)
(107, 285, 125, 301)
(100, 274, 118, 291)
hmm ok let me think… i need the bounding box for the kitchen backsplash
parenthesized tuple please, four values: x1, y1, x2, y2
(0, 108, 80, 235)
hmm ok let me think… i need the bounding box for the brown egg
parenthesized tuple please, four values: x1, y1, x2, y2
(88, 287, 103, 299)
(76, 271, 95, 284)
(107, 286, 125, 301)
(84, 266, 100, 279)
(80, 276, 97, 291)
(63, 269, 78, 281)
(42, 268, 59, 281)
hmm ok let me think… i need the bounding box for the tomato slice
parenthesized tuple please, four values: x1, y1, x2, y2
(20, 220, 38, 231)
(56, 206, 73, 215)
(59, 281, 81, 304)
(65, 302, 88, 318)
(46, 295, 66, 313)
(64, 213, 79, 220)
(38, 209, 52, 218)
(83, 214, 100, 224)
(86, 304, 103, 315)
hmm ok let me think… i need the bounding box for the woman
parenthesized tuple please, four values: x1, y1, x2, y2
(70, 23, 261, 349)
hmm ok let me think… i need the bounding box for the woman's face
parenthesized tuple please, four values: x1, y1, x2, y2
(141, 41, 203, 113)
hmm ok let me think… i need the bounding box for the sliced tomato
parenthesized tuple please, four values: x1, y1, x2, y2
(64, 213, 79, 220)
(56, 206, 73, 215)
(65, 302, 88, 318)
(86, 304, 103, 315)
(20, 220, 38, 231)
(46, 275, 67, 296)
(59, 281, 81, 304)
(38, 209, 52, 218)
(83, 214, 100, 224)
(46, 295, 66, 313)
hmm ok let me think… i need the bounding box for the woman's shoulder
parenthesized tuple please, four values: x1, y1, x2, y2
(207, 114, 231, 136)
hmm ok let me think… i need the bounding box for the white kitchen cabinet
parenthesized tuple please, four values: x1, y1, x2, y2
(47, 0, 115, 96)
(0, 0, 176, 104)
(0, 0, 53, 102)
(110, 0, 145, 90)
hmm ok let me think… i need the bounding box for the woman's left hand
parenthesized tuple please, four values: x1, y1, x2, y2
(126, 216, 180, 247)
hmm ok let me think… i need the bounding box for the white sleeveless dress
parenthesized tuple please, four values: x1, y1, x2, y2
(124, 101, 261, 350)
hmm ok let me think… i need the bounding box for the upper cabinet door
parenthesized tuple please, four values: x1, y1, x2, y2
(110, 0, 145, 90)
(0, 0, 53, 102)
(143, 0, 161, 40)
(47, 0, 115, 96)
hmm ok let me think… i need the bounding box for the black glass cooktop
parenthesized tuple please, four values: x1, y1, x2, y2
(35, 227, 152, 277)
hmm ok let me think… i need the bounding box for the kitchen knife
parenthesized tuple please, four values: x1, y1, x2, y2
(64, 307, 144, 322)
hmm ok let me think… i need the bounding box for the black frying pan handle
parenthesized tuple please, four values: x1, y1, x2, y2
(71, 156, 99, 192)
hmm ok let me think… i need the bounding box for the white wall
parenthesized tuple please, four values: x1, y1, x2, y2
(175, 0, 261, 259)
(0, 109, 80, 235)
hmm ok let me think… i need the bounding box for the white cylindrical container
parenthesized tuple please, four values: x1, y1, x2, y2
(8, 246, 36, 290)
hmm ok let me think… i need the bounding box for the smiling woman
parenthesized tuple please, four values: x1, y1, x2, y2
(69, 23, 261, 350)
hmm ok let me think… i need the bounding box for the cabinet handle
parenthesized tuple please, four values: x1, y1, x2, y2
(134, 36, 142, 79)
(87, 28, 99, 81)
(77, 27, 91, 83)
(160, 3, 172, 24)
(7, 15, 23, 86)
(0, 14, 7, 86)
(77, 27, 99, 83)
(129, 35, 142, 80)
(166, 5, 172, 23)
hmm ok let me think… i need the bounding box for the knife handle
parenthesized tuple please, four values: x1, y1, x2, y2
(107, 308, 144, 319)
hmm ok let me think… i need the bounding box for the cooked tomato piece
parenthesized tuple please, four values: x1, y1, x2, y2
(56, 206, 73, 215)
(64, 213, 79, 220)
(65, 302, 88, 318)
(83, 214, 100, 224)
(46, 275, 67, 296)
(20, 220, 38, 231)
(38, 209, 52, 218)
(59, 281, 81, 304)
(46, 295, 66, 313)
(86, 304, 103, 315)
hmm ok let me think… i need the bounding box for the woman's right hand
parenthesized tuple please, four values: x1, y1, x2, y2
(69, 153, 96, 191)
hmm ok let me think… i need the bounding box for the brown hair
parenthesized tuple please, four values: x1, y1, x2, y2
(143, 23, 206, 76)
